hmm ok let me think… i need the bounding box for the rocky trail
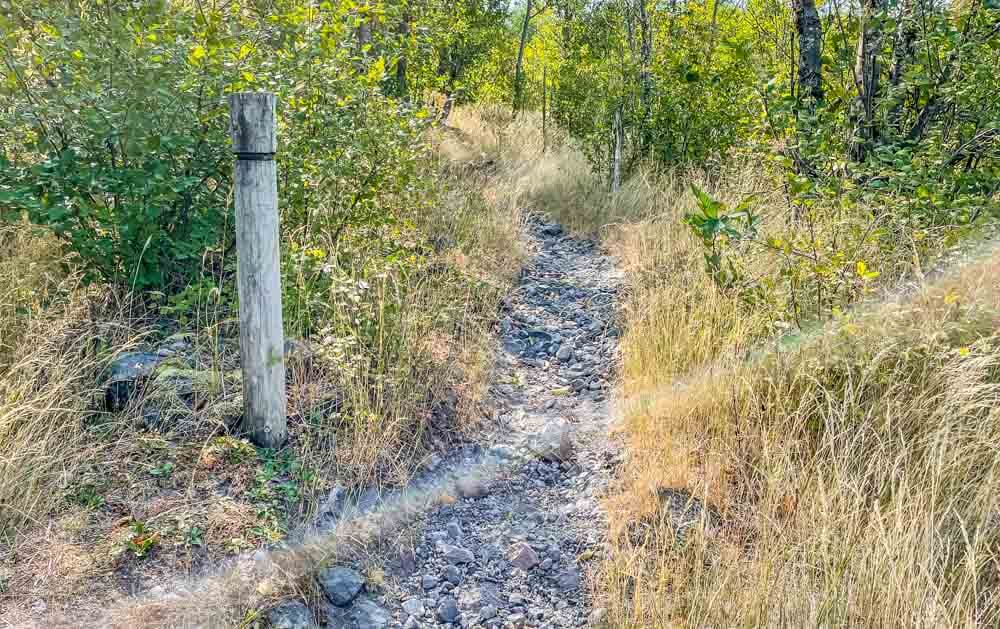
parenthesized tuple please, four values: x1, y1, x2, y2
(269, 216, 625, 629)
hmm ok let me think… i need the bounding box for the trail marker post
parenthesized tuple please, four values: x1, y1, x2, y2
(229, 92, 287, 448)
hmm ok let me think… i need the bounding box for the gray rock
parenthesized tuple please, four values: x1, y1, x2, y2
(445, 564, 462, 585)
(446, 519, 463, 540)
(421, 574, 439, 590)
(350, 598, 391, 628)
(402, 598, 425, 616)
(105, 352, 166, 411)
(503, 339, 525, 355)
(403, 616, 421, 629)
(398, 547, 417, 576)
(555, 345, 573, 361)
(509, 543, 540, 571)
(441, 544, 475, 564)
(525, 422, 575, 462)
(317, 566, 365, 606)
(556, 567, 581, 591)
(481, 605, 497, 620)
(437, 597, 460, 623)
(267, 601, 318, 629)
(457, 476, 489, 498)
(588, 607, 607, 625)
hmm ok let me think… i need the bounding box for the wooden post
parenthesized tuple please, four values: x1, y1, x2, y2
(229, 92, 287, 449)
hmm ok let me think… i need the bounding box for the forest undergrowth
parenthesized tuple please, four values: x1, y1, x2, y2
(0, 107, 552, 624)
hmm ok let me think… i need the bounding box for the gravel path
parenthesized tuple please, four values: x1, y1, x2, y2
(272, 217, 623, 629)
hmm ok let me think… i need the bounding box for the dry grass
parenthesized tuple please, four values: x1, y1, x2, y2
(593, 161, 1000, 626)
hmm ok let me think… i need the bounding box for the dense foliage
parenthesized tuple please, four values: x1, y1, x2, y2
(1, 0, 997, 321)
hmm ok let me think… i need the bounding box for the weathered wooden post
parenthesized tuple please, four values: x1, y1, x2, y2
(229, 92, 287, 448)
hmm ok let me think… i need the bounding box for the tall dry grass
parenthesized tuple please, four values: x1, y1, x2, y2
(0, 224, 151, 541)
(592, 161, 1000, 626)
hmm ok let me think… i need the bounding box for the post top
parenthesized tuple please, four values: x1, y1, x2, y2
(229, 92, 277, 154)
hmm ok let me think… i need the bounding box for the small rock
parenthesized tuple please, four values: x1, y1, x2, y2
(350, 598, 391, 628)
(437, 597, 461, 623)
(507, 613, 526, 627)
(403, 616, 421, 629)
(317, 566, 365, 606)
(445, 564, 463, 585)
(526, 422, 575, 462)
(399, 547, 417, 576)
(267, 601, 317, 629)
(446, 519, 463, 540)
(481, 605, 498, 620)
(422, 574, 440, 590)
(555, 345, 573, 361)
(557, 567, 581, 591)
(402, 598, 425, 616)
(509, 543, 540, 571)
(457, 477, 489, 498)
(441, 544, 475, 564)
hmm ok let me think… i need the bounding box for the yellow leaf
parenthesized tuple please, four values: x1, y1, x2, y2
(959, 347, 970, 357)
(188, 44, 207, 64)
(944, 293, 959, 305)
(71, 50, 83, 60)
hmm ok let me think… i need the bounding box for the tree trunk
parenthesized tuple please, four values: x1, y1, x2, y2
(542, 65, 548, 152)
(793, 0, 823, 103)
(396, 8, 411, 99)
(637, 0, 654, 152)
(513, 0, 533, 114)
(611, 103, 624, 192)
(707, 0, 721, 63)
(851, 0, 886, 161)
(888, 0, 919, 130)
(355, 13, 373, 73)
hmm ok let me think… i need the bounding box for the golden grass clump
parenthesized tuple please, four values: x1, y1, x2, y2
(602, 193, 1000, 627)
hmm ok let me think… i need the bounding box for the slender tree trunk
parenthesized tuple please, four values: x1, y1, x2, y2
(355, 11, 373, 73)
(441, 66, 458, 123)
(793, 0, 823, 103)
(542, 65, 548, 153)
(396, 8, 411, 99)
(851, 0, 886, 161)
(637, 0, 654, 153)
(888, 0, 919, 130)
(513, 0, 534, 114)
(612, 103, 624, 192)
(707, 0, 721, 62)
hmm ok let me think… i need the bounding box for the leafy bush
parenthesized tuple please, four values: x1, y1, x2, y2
(0, 2, 232, 290)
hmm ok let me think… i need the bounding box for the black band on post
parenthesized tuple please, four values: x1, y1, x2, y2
(235, 151, 276, 161)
